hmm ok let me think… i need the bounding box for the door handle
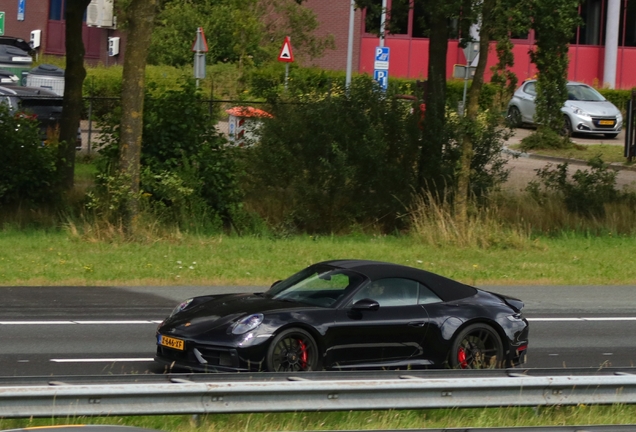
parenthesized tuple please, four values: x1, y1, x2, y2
(408, 321, 426, 327)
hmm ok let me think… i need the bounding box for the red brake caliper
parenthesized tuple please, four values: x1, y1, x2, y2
(298, 340, 308, 369)
(458, 347, 468, 369)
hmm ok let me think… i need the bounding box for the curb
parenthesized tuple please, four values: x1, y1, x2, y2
(502, 146, 636, 173)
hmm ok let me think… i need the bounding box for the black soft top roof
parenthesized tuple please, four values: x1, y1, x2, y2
(320, 259, 477, 302)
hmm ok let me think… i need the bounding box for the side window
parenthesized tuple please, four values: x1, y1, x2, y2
(418, 284, 442, 305)
(352, 278, 419, 307)
(523, 82, 536, 96)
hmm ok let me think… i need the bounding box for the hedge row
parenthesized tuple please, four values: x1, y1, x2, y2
(80, 62, 636, 113)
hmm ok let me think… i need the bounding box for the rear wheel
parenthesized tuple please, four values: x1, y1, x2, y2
(507, 106, 522, 128)
(449, 323, 504, 369)
(266, 328, 320, 372)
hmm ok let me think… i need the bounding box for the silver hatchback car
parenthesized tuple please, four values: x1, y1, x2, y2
(507, 80, 623, 138)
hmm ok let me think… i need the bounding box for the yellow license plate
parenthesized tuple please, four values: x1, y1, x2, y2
(599, 119, 615, 125)
(159, 335, 185, 350)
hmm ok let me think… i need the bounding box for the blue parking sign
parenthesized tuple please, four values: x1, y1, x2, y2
(374, 46, 390, 70)
(18, 0, 25, 21)
(373, 69, 388, 90)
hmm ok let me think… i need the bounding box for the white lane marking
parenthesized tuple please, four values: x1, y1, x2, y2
(50, 358, 154, 363)
(528, 317, 636, 322)
(0, 320, 162, 325)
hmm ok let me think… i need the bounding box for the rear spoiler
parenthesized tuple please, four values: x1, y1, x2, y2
(490, 292, 524, 312)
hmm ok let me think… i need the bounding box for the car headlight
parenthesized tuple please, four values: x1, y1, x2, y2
(170, 298, 193, 317)
(231, 313, 264, 335)
(571, 105, 589, 117)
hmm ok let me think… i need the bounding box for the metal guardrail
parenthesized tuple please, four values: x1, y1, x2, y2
(2, 369, 636, 417)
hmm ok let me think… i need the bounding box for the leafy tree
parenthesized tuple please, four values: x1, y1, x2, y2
(529, 0, 581, 145)
(455, 0, 530, 223)
(58, 0, 91, 192)
(119, 0, 159, 236)
(148, 0, 333, 67)
(95, 80, 241, 231)
(246, 76, 508, 233)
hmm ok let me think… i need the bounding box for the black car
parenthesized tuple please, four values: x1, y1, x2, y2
(155, 260, 529, 372)
(0, 85, 63, 138)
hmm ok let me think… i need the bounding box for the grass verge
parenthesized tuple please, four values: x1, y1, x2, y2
(1, 230, 636, 286)
(1, 406, 636, 431)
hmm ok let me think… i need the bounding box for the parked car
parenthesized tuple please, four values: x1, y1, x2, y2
(0, 85, 63, 139)
(155, 259, 529, 372)
(507, 80, 623, 138)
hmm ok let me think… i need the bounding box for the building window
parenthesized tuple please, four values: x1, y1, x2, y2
(412, 0, 430, 38)
(49, 0, 64, 20)
(387, 0, 410, 35)
(620, 0, 636, 46)
(363, 0, 411, 36)
(571, 0, 604, 45)
(364, 0, 383, 34)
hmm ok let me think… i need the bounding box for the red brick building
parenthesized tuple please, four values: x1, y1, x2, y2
(1, 0, 121, 66)
(3, 0, 635, 89)
(307, 0, 636, 89)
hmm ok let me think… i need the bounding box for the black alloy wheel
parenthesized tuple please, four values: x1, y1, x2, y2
(266, 328, 320, 372)
(507, 106, 522, 128)
(449, 323, 504, 369)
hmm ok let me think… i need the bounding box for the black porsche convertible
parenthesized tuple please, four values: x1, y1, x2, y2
(155, 260, 529, 372)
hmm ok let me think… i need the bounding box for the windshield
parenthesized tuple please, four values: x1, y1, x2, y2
(566, 84, 606, 102)
(267, 265, 365, 308)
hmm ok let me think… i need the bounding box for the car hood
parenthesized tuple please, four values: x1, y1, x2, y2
(160, 293, 312, 335)
(564, 100, 620, 117)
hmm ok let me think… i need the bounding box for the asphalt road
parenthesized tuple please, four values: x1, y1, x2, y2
(2, 285, 636, 376)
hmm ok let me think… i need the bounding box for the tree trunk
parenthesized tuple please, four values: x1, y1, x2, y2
(417, 0, 449, 195)
(119, 0, 158, 236)
(455, 0, 494, 225)
(58, 0, 91, 191)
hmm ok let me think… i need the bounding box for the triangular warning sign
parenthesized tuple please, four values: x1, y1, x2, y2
(278, 36, 294, 63)
(192, 27, 209, 53)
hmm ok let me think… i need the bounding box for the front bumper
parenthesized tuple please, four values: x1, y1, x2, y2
(571, 114, 622, 135)
(155, 333, 268, 373)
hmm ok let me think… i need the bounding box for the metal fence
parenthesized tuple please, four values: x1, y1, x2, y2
(3, 369, 636, 418)
(78, 96, 271, 154)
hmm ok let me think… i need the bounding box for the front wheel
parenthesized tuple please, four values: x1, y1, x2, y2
(266, 328, 321, 372)
(562, 115, 573, 137)
(604, 133, 619, 139)
(507, 106, 522, 128)
(449, 323, 504, 369)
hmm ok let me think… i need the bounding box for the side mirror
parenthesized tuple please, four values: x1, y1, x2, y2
(352, 298, 380, 311)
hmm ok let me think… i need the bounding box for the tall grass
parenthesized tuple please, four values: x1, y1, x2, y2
(409, 192, 533, 249)
(410, 190, 636, 250)
(1, 405, 636, 431)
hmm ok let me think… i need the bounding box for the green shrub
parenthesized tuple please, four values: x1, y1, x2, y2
(247, 64, 419, 101)
(244, 75, 509, 233)
(94, 79, 242, 231)
(526, 155, 635, 217)
(0, 105, 60, 207)
(598, 88, 635, 113)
